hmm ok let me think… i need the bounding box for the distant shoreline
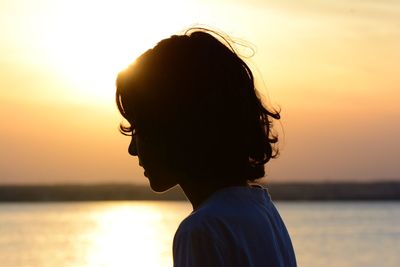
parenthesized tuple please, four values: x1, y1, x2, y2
(0, 182, 399, 202)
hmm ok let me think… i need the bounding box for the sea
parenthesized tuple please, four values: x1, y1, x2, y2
(0, 201, 399, 267)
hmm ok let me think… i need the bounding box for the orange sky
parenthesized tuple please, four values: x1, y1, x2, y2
(1, 0, 399, 184)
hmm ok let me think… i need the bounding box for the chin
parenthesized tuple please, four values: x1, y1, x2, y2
(149, 181, 176, 193)
(148, 177, 177, 193)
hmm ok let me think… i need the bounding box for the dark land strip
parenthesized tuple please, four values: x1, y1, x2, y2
(0, 182, 399, 202)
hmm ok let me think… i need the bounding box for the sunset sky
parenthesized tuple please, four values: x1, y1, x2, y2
(1, 0, 399, 184)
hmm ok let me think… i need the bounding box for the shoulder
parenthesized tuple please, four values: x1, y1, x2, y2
(174, 187, 255, 247)
(173, 203, 228, 266)
(175, 203, 224, 240)
(177, 186, 269, 234)
(173, 187, 298, 267)
(173, 194, 236, 247)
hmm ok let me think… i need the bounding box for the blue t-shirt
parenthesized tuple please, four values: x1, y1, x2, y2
(173, 186, 297, 267)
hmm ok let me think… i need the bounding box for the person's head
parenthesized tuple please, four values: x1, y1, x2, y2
(116, 28, 280, 192)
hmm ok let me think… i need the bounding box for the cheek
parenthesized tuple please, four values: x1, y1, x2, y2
(138, 140, 169, 168)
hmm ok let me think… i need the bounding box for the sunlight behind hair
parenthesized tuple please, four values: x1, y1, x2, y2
(36, 0, 193, 105)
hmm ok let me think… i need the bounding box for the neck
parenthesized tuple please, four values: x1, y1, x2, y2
(178, 175, 248, 210)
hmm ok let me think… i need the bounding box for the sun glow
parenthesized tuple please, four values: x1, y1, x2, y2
(38, 0, 193, 104)
(86, 203, 167, 267)
(80, 201, 191, 267)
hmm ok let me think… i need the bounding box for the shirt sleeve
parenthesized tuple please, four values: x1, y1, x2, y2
(173, 225, 226, 267)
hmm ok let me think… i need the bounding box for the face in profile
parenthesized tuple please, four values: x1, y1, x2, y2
(117, 30, 280, 185)
(128, 132, 179, 192)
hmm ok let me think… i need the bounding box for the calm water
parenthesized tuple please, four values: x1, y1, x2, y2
(0, 201, 399, 267)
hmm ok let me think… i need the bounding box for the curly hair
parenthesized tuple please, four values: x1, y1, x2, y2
(116, 28, 280, 182)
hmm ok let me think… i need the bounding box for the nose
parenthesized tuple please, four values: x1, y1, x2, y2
(128, 135, 138, 156)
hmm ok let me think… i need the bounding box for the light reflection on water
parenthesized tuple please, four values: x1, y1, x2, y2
(0, 201, 399, 267)
(0, 201, 191, 267)
(84, 202, 186, 267)
(277, 201, 400, 267)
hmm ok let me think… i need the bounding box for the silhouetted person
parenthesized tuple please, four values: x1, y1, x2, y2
(116, 28, 297, 267)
